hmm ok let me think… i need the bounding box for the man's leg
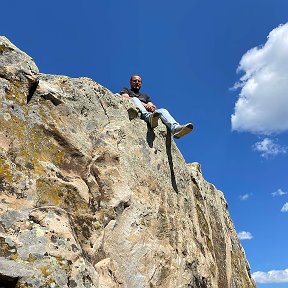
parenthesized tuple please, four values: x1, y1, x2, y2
(156, 108, 193, 138)
(131, 97, 150, 121)
(155, 108, 179, 132)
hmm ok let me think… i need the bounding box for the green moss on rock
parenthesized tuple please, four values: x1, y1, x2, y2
(36, 178, 89, 213)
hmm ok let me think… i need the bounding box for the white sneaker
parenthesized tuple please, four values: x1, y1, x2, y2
(173, 123, 193, 139)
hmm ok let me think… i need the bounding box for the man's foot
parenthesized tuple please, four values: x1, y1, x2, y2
(173, 123, 193, 139)
(148, 112, 160, 129)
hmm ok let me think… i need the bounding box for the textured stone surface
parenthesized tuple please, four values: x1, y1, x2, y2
(0, 36, 256, 287)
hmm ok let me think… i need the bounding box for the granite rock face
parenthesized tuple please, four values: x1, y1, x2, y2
(0, 36, 256, 288)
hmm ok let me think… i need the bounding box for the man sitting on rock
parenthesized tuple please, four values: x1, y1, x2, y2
(120, 74, 193, 139)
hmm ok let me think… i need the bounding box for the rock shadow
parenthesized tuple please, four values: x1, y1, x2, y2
(165, 129, 178, 193)
(146, 126, 155, 148)
(0, 275, 18, 288)
(27, 79, 39, 104)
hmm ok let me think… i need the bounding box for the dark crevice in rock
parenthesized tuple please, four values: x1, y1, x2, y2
(165, 129, 178, 193)
(55, 172, 71, 182)
(97, 94, 110, 120)
(27, 79, 39, 104)
(0, 46, 14, 55)
(113, 199, 131, 216)
(0, 72, 10, 81)
(41, 93, 63, 106)
(0, 274, 19, 288)
(127, 107, 139, 120)
(185, 261, 210, 288)
(191, 175, 200, 189)
(146, 127, 156, 148)
(188, 276, 209, 288)
(68, 279, 77, 288)
(193, 187, 204, 202)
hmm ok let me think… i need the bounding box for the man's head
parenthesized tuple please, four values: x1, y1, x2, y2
(130, 74, 142, 91)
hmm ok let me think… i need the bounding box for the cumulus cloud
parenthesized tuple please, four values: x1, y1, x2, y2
(253, 137, 287, 158)
(239, 193, 250, 200)
(237, 231, 253, 240)
(272, 188, 287, 196)
(252, 269, 288, 283)
(232, 23, 288, 135)
(281, 202, 288, 212)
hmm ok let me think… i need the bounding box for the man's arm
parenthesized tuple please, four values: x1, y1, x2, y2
(121, 93, 131, 99)
(119, 88, 132, 99)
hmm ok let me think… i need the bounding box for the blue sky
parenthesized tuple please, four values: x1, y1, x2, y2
(2, 1, 288, 286)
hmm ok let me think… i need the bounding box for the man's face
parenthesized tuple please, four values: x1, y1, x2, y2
(130, 75, 142, 91)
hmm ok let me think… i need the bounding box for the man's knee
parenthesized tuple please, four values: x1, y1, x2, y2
(156, 108, 168, 114)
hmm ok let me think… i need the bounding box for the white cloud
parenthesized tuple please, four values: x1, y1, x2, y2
(281, 202, 288, 212)
(252, 269, 288, 283)
(237, 231, 253, 240)
(253, 137, 287, 158)
(272, 188, 287, 197)
(232, 23, 288, 135)
(239, 193, 250, 200)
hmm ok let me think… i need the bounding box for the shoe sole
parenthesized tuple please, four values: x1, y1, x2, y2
(173, 123, 193, 139)
(150, 114, 160, 128)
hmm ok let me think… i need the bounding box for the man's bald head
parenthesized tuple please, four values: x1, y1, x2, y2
(130, 74, 142, 81)
(130, 74, 142, 91)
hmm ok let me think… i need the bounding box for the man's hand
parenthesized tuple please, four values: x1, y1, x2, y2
(144, 101, 156, 112)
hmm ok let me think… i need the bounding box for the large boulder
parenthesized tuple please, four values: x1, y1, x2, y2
(0, 36, 255, 288)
